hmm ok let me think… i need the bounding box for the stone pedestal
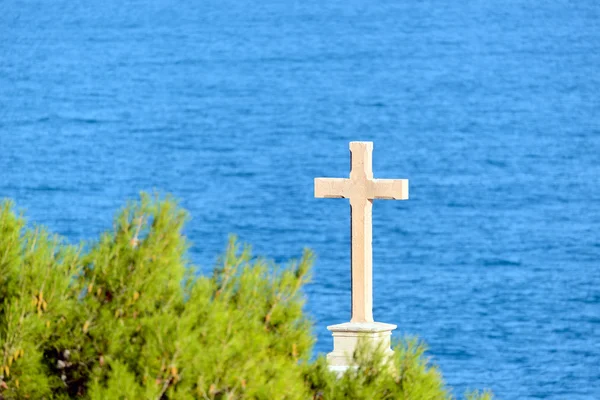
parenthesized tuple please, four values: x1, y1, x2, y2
(326, 321, 396, 373)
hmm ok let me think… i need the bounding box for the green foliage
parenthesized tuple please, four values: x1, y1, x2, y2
(0, 194, 492, 399)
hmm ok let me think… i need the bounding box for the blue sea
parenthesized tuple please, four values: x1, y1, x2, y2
(1, 1, 599, 398)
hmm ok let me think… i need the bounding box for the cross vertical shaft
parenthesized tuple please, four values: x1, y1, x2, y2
(349, 142, 374, 323)
(350, 196, 373, 322)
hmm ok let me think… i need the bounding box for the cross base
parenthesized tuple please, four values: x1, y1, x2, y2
(326, 321, 396, 373)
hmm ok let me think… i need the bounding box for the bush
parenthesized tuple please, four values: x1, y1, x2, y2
(0, 194, 492, 399)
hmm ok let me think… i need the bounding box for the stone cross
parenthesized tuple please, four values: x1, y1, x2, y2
(315, 141, 409, 323)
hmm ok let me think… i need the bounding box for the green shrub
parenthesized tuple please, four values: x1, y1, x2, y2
(0, 194, 492, 399)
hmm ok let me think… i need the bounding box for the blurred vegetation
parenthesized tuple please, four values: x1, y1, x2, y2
(0, 194, 492, 399)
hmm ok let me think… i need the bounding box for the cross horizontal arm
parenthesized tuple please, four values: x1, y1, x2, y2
(314, 178, 351, 198)
(372, 179, 409, 200)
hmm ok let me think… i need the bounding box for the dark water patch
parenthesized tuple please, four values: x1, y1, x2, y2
(28, 184, 76, 193)
(485, 159, 508, 168)
(480, 258, 522, 267)
(446, 201, 474, 209)
(4, 116, 52, 127)
(355, 101, 387, 108)
(57, 116, 118, 125)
